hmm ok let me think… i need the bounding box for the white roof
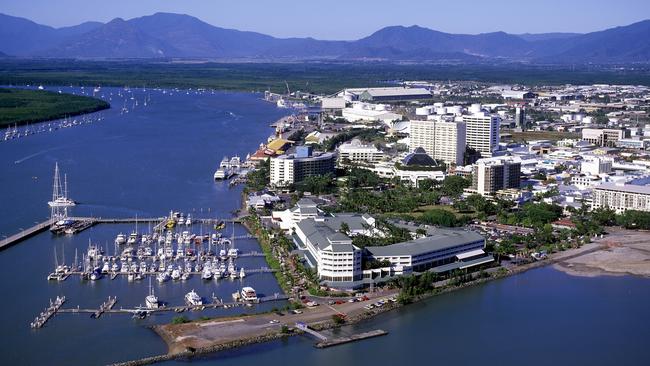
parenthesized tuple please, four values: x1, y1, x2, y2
(456, 249, 485, 260)
(594, 183, 650, 194)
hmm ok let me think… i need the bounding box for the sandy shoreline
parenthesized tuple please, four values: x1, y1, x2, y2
(554, 228, 650, 278)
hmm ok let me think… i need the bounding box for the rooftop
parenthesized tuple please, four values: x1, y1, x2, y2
(594, 183, 650, 195)
(366, 228, 484, 257)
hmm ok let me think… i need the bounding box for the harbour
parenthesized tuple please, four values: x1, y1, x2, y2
(1, 86, 649, 366)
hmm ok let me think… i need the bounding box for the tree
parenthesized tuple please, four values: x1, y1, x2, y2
(339, 222, 350, 235)
(420, 209, 457, 227)
(440, 175, 471, 197)
(616, 210, 650, 229)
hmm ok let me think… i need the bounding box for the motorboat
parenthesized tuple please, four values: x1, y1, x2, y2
(240, 287, 258, 302)
(115, 233, 127, 245)
(184, 290, 203, 306)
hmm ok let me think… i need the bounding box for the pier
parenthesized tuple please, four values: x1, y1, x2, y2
(314, 329, 388, 348)
(0, 218, 56, 251)
(30, 296, 66, 328)
(91, 296, 117, 318)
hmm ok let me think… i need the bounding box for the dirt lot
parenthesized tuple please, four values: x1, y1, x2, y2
(554, 228, 650, 278)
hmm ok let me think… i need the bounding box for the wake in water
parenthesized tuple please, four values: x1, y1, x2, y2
(14, 145, 67, 164)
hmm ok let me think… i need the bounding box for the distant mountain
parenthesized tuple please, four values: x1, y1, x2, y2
(1, 12, 649, 63)
(516, 32, 581, 42)
(0, 13, 102, 55)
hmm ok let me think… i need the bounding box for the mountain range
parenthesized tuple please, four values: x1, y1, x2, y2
(1, 12, 649, 63)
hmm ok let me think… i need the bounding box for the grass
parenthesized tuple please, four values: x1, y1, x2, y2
(0, 87, 109, 127)
(388, 204, 475, 219)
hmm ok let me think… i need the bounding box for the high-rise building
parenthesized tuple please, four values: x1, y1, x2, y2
(592, 183, 650, 213)
(409, 119, 466, 166)
(270, 150, 336, 187)
(471, 157, 521, 196)
(515, 107, 526, 131)
(463, 113, 500, 157)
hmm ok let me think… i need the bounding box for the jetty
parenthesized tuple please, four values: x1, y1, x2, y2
(0, 218, 56, 251)
(314, 329, 388, 348)
(91, 296, 117, 318)
(30, 296, 66, 329)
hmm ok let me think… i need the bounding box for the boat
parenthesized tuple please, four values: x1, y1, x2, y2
(127, 232, 138, 245)
(171, 268, 181, 280)
(115, 233, 127, 245)
(228, 248, 238, 258)
(201, 268, 213, 280)
(145, 277, 159, 309)
(240, 287, 258, 302)
(219, 249, 227, 260)
(185, 215, 192, 226)
(184, 290, 203, 306)
(239, 267, 246, 278)
(48, 163, 76, 208)
(101, 262, 110, 274)
(156, 272, 170, 283)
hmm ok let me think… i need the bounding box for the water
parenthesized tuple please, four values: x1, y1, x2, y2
(0, 86, 287, 365)
(161, 267, 650, 366)
(1, 87, 649, 366)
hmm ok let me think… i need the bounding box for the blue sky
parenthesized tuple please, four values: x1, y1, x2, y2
(1, 0, 649, 40)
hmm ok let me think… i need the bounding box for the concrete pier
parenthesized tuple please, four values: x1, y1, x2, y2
(0, 218, 56, 251)
(314, 329, 388, 348)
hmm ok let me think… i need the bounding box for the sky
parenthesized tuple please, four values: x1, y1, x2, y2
(1, 0, 649, 40)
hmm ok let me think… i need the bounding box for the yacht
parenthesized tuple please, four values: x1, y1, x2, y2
(171, 268, 181, 281)
(115, 233, 127, 245)
(201, 268, 213, 280)
(239, 267, 246, 278)
(156, 272, 170, 283)
(240, 287, 258, 302)
(47, 163, 76, 208)
(185, 290, 203, 306)
(90, 268, 102, 281)
(228, 248, 238, 258)
(145, 278, 159, 309)
(219, 249, 227, 260)
(127, 232, 139, 245)
(101, 262, 110, 274)
(185, 215, 192, 226)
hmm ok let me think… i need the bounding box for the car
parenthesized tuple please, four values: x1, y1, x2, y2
(291, 309, 303, 314)
(269, 319, 279, 324)
(347, 298, 356, 303)
(327, 300, 336, 305)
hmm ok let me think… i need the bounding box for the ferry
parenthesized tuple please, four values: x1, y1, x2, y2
(185, 290, 203, 306)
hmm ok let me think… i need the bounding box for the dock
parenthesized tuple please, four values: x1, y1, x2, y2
(91, 296, 117, 318)
(315, 329, 388, 348)
(0, 218, 56, 251)
(30, 296, 66, 328)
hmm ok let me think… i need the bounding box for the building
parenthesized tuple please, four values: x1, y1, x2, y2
(592, 183, 650, 213)
(269, 149, 336, 187)
(471, 157, 521, 196)
(409, 119, 466, 165)
(463, 113, 500, 157)
(341, 103, 403, 123)
(580, 156, 612, 175)
(365, 228, 487, 273)
(320, 97, 346, 113)
(582, 128, 630, 147)
(515, 107, 526, 131)
(339, 87, 432, 102)
(337, 139, 385, 166)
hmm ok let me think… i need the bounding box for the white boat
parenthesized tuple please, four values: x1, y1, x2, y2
(184, 290, 203, 306)
(115, 233, 127, 245)
(219, 249, 227, 260)
(145, 277, 159, 309)
(201, 268, 213, 280)
(157, 272, 170, 283)
(228, 248, 238, 258)
(171, 269, 181, 280)
(185, 215, 192, 226)
(240, 287, 258, 302)
(239, 267, 246, 278)
(101, 262, 110, 274)
(127, 232, 138, 245)
(48, 163, 76, 208)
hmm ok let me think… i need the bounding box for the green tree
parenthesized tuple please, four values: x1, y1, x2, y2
(440, 175, 471, 197)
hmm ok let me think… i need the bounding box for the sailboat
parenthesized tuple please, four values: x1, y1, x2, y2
(145, 277, 159, 309)
(48, 163, 76, 208)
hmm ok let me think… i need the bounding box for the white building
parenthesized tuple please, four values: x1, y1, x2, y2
(409, 119, 466, 165)
(337, 139, 385, 166)
(592, 183, 650, 213)
(463, 112, 500, 156)
(269, 150, 336, 187)
(581, 156, 613, 175)
(341, 102, 402, 123)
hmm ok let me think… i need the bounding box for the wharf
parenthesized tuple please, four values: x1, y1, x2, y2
(30, 296, 66, 329)
(91, 296, 117, 318)
(314, 329, 388, 348)
(0, 218, 56, 251)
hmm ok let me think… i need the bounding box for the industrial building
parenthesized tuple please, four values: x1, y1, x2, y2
(338, 87, 432, 102)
